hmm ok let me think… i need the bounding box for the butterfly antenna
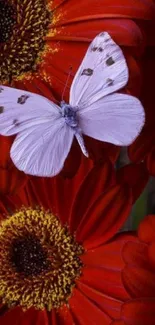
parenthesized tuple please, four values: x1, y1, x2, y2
(61, 66, 72, 101)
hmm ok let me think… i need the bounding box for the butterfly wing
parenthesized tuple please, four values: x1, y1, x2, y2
(78, 93, 145, 146)
(0, 85, 60, 136)
(0, 85, 74, 177)
(69, 32, 128, 107)
(11, 120, 75, 177)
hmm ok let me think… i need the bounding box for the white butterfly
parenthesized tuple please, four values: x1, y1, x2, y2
(0, 32, 145, 177)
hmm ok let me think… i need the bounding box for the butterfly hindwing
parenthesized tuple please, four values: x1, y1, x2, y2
(11, 119, 75, 177)
(0, 85, 75, 177)
(78, 93, 145, 146)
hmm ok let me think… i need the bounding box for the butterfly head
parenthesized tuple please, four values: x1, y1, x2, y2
(60, 101, 78, 128)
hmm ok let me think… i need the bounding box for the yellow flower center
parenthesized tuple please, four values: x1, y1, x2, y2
(0, 0, 52, 83)
(0, 208, 83, 310)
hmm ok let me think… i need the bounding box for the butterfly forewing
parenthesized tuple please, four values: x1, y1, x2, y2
(69, 32, 128, 108)
(0, 86, 60, 136)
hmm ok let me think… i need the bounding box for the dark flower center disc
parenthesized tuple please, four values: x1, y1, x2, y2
(10, 234, 50, 277)
(0, 1, 15, 43)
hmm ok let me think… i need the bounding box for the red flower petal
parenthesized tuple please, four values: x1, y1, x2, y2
(76, 281, 122, 320)
(0, 166, 27, 196)
(81, 234, 136, 269)
(69, 160, 115, 232)
(122, 241, 148, 269)
(128, 54, 155, 163)
(0, 136, 13, 168)
(47, 307, 74, 325)
(60, 139, 82, 178)
(147, 146, 155, 176)
(54, 0, 155, 22)
(125, 54, 142, 97)
(111, 321, 125, 325)
(78, 266, 129, 301)
(116, 163, 149, 203)
(76, 185, 132, 248)
(128, 127, 155, 162)
(52, 18, 144, 49)
(138, 214, 155, 243)
(148, 242, 155, 269)
(69, 287, 111, 324)
(0, 136, 27, 195)
(22, 157, 93, 224)
(121, 298, 155, 325)
(122, 265, 155, 298)
(0, 307, 22, 325)
(0, 307, 47, 325)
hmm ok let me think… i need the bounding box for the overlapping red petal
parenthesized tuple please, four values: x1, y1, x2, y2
(138, 214, 155, 243)
(128, 46, 155, 171)
(0, 136, 27, 195)
(121, 299, 155, 325)
(76, 184, 132, 248)
(116, 163, 149, 203)
(122, 214, 155, 309)
(69, 159, 115, 232)
(111, 299, 155, 325)
(146, 146, 155, 176)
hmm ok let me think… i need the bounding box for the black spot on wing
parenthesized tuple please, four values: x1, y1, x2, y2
(0, 87, 4, 93)
(106, 57, 115, 66)
(81, 68, 93, 76)
(98, 47, 103, 52)
(0, 106, 4, 113)
(17, 95, 29, 104)
(106, 78, 114, 86)
(91, 46, 103, 52)
(91, 47, 98, 52)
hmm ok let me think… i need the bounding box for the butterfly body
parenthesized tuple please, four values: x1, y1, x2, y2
(0, 32, 145, 177)
(60, 101, 79, 128)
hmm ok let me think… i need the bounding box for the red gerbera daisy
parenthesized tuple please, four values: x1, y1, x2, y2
(0, 157, 141, 324)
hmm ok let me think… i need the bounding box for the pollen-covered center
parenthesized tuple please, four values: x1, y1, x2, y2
(0, 208, 83, 310)
(0, 0, 52, 83)
(0, 1, 15, 43)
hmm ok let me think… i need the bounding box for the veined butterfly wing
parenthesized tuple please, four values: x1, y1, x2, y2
(10, 121, 74, 177)
(69, 32, 128, 108)
(78, 93, 145, 146)
(0, 85, 75, 176)
(0, 85, 60, 136)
